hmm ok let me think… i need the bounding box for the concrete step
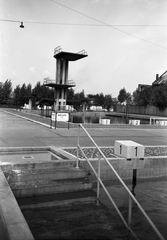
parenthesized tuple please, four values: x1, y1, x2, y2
(1, 160, 78, 173)
(17, 190, 97, 209)
(10, 178, 93, 197)
(6, 167, 88, 183)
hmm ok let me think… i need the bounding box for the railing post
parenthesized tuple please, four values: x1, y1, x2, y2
(97, 152, 101, 205)
(76, 124, 80, 169)
(128, 195, 132, 226)
(50, 116, 52, 129)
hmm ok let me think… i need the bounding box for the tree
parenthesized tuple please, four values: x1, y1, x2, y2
(126, 92, 132, 104)
(103, 94, 113, 111)
(26, 83, 32, 96)
(13, 85, 21, 106)
(13, 83, 33, 107)
(31, 82, 54, 108)
(0, 83, 3, 104)
(118, 87, 132, 105)
(118, 87, 127, 104)
(4, 78, 167, 112)
(133, 86, 153, 107)
(32, 82, 54, 101)
(152, 84, 167, 110)
(98, 93, 105, 106)
(72, 90, 86, 111)
(87, 93, 113, 110)
(132, 84, 167, 110)
(93, 93, 105, 106)
(67, 88, 75, 100)
(72, 90, 85, 102)
(32, 82, 42, 103)
(78, 90, 85, 100)
(20, 83, 27, 106)
(0, 79, 12, 104)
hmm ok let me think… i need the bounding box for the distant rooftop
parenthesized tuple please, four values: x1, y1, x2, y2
(138, 84, 151, 91)
(53, 46, 88, 61)
(152, 70, 167, 85)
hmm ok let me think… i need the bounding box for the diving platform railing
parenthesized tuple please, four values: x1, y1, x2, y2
(43, 77, 54, 85)
(54, 46, 62, 55)
(77, 49, 87, 55)
(53, 46, 87, 56)
(76, 124, 165, 240)
(43, 77, 75, 86)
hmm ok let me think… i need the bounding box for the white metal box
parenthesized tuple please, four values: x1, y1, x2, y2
(114, 140, 144, 159)
(99, 119, 110, 125)
(129, 120, 140, 125)
(156, 120, 167, 126)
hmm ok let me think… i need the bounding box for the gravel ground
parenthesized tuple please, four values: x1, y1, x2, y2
(63, 146, 167, 159)
(10, 178, 88, 189)
(145, 146, 167, 156)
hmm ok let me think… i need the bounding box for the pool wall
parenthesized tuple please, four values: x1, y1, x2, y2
(80, 156, 167, 182)
(0, 168, 34, 240)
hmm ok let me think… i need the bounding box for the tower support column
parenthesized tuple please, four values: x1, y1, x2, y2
(62, 59, 66, 84)
(65, 60, 69, 84)
(56, 58, 61, 84)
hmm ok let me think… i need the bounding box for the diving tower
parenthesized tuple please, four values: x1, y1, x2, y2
(44, 46, 88, 111)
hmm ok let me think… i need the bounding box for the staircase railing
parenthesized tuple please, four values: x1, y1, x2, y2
(76, 124, 165, 240)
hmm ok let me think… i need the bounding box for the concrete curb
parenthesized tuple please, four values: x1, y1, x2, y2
(0, 169, 34, 240)
(19, 197, 96, 209)
(1, 109, 50, 128)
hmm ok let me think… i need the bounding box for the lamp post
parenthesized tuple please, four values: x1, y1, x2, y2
(19, 22, 24, 28)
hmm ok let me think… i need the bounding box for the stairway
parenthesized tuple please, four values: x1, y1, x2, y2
(3, 162, 96, 208)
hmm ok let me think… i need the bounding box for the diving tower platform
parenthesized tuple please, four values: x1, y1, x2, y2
(43, 46, 88, 111)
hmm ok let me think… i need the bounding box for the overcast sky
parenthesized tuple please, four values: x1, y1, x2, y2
(0, 0, 167, 97)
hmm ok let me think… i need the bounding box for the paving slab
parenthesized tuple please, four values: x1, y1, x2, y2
(0, 109, 167, 240)
(1, 109, 167, 148)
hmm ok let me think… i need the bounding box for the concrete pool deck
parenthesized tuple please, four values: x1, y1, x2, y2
(1, 108, 167, 148)
(0, 109, 167, 240)
(1, 146, 167, 240)
(1, 144, 167, 239)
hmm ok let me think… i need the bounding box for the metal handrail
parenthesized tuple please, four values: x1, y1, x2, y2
(76, 124, 165, 240)
(67, 80, 75, 86)
(77, 49, 87, 55)
(54, 46, 62, 55)
(43, 78, 55, 85)
(43, 78, 75, 86)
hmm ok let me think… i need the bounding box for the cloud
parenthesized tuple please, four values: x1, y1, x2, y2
(11, 71, 17, 75)
(119, 0, 136, 5)
(91, 0, 110, 4)
(143, 0, 163, 10)
(29, 67, 40, 78)
(91, 0, 102, 3)
(29, 67, 34, 72)
(43, 70, 51, 76)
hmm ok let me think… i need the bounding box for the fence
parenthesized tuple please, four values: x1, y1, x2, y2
(116, 104, 167, 117)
